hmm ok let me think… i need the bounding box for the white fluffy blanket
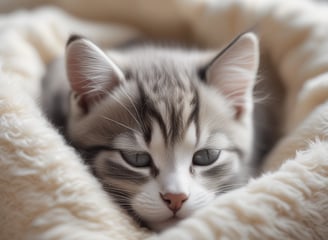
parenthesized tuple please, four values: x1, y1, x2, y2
(1, 0, 328, 239)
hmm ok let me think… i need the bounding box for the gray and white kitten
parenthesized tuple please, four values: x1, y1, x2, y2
(42, 33, 259, 231)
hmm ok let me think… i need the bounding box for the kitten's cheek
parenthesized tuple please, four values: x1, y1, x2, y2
(132, 193, 172, 222)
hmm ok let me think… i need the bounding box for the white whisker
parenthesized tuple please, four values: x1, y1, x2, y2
(120, 87, 143, 125)
(110, 93, 140, 127)
(102, 116, 138, 133)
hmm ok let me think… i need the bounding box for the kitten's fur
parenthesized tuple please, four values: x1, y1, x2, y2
(42, 33, 260, 231)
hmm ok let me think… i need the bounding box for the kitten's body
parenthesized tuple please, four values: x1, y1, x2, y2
(41, 34, 278, 230)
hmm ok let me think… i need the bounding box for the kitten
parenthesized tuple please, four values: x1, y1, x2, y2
(42, 33, 259, 231)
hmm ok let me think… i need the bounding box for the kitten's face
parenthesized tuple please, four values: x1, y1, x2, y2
(65, 34, 259, 231)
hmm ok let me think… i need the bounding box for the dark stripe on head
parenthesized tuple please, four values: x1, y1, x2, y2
(169, 105, 183, 143)
(137, 85, 153, 143)
(186, 90, 200, 142)
(138, 83, 168, 145)
(148, 106, 168, 144)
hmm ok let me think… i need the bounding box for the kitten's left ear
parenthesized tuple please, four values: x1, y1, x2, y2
(205, 33, 259, 120)
(66, 35, 125, 112)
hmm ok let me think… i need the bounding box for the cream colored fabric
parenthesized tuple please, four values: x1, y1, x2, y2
(0, 0, 328, 239)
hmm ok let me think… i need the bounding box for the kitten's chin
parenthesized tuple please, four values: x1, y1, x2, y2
(146, 217, 184, 232)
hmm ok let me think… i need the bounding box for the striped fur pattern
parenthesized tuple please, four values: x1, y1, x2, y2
(60, 33, 259, 231)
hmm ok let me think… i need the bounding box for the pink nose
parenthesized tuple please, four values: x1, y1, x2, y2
(160, 193, 188, 213)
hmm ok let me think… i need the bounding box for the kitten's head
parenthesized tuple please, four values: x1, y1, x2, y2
(65, 33, 259, 231)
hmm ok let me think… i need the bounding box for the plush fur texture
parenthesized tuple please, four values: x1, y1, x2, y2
(1, 0, 328, 239)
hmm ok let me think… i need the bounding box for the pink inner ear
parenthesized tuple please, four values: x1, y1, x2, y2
(218, 77, 252, 100)
(66, 53, 104, 112)
(66, 38, 124, 112)
(220, 81, 251, 120)
(206, 33, 259, 120)
(66, 56, 88, 94)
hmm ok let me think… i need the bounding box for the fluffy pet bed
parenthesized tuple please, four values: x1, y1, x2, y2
(0, 0, 328, 239)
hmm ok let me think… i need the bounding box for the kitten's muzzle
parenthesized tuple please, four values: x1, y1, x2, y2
(160, 193, 188, 213)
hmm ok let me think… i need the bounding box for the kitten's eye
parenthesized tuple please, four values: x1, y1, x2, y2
(120, 151, 152, 167)
(192, 149, 221, 166)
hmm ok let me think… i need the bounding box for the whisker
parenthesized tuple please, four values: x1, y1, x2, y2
(120, 87, 143, 124)
(102, 116, 138, 133)
(110, 93, 140, 127)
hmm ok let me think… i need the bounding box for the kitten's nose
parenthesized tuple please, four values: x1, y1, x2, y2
(160, 193, 188, 213)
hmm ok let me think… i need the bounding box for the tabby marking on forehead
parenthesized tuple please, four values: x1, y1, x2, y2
(135, 74, 200, 145)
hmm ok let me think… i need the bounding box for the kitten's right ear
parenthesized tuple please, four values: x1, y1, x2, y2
(66, 35, 125, 112)
(204, 33, 259, 120)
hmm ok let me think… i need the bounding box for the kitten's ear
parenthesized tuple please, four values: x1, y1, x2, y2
(66, 35, 125, 112)
(205, 33, 259, 119)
